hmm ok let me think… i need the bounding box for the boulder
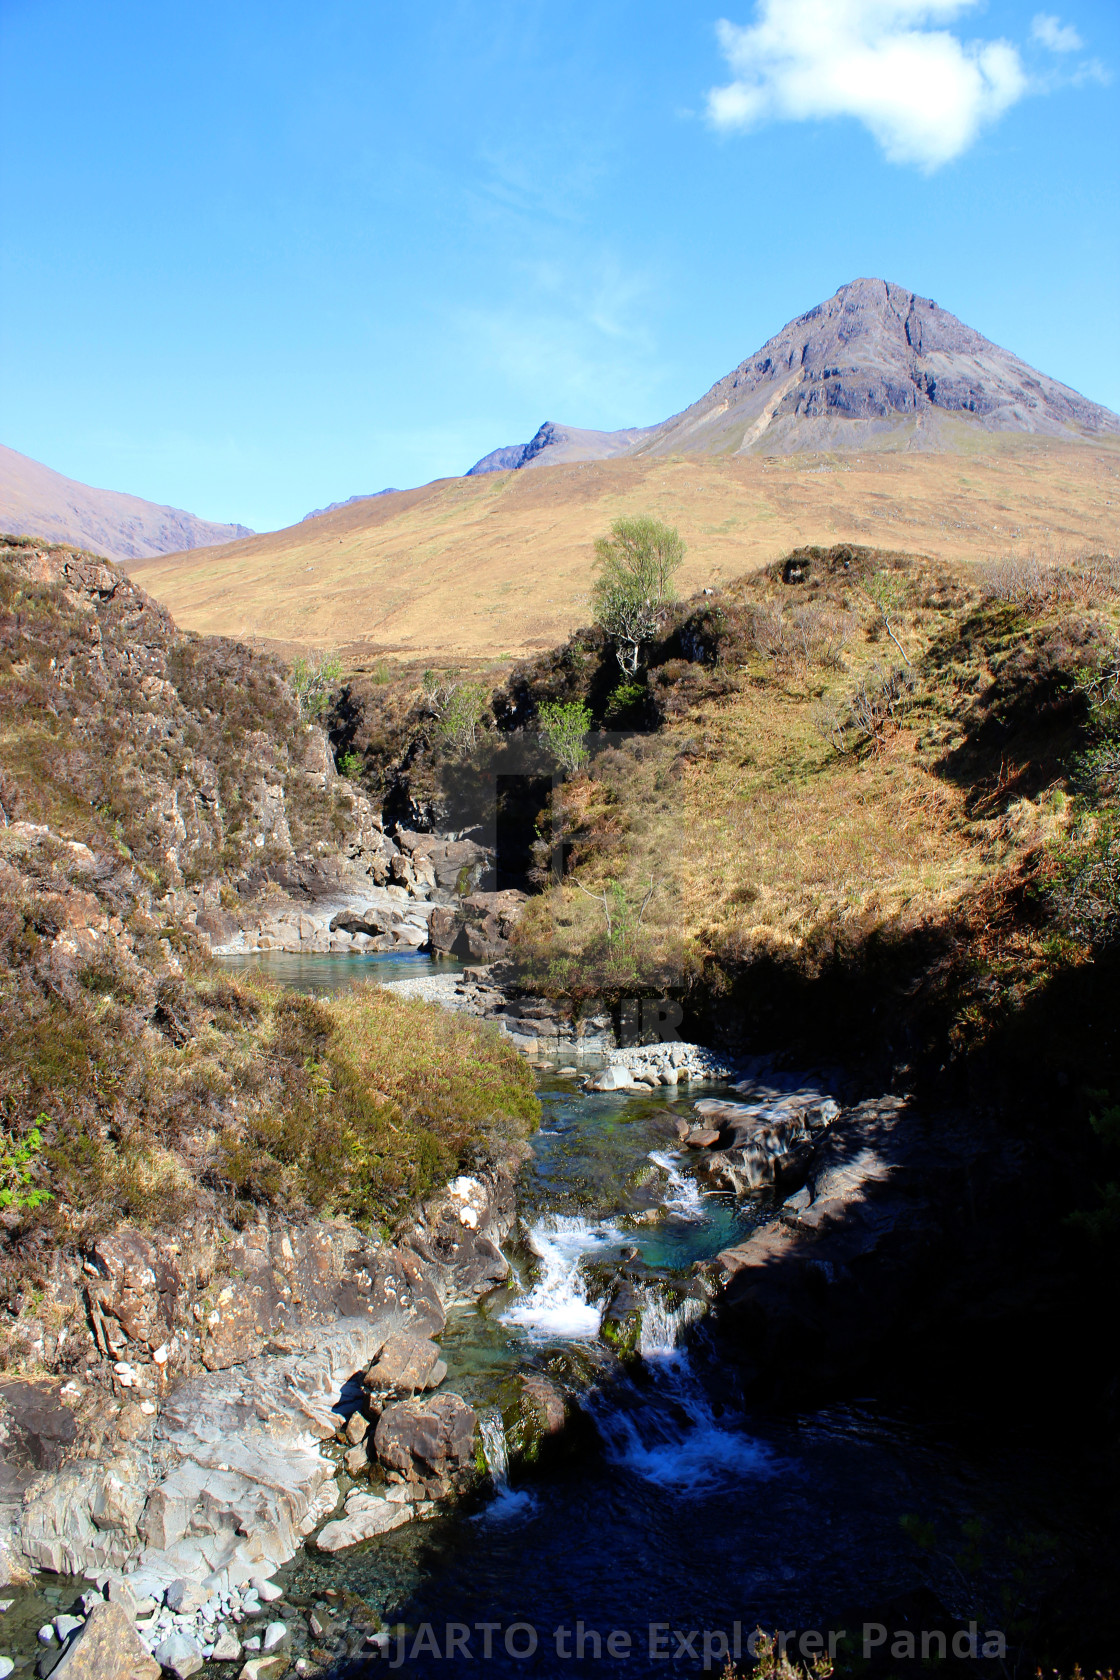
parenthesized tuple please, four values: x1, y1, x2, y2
(363, 1334, 445, 1396)
(506, 1375, 567, 1464)
(151, 1633, 203, 1678)
(50, 1602, 159, 1680)
(314, 1492, 412, 1552)
(106, 1580, 155, 1621)
(691, 1093, 840, 1194)
(588, 1066, 633, 1092)
(343, 1412, 368, 1445)
(164, 1579, 211, 1613)
(237, 1660, 287, 1680)
(343, 1442, 369, 1476)
(374, 1393, 478, 1476)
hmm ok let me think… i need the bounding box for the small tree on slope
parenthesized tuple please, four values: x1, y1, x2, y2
(591, 516, 685, 676)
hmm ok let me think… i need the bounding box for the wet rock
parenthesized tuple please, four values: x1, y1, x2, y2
(343, 1443, 369, 1476)
(588, 1066, 633, 1092)
(374, 1392, 478, 1476)
(506, 1376, 567, 1464)
(50, 1601, 159, 1679)
(691, 1090, 840, 1194)
(261, 1622, 288, 1652)
(238, 1656, 288, 1680)
(599, 1284, 644, 1356)
(683, 1127, 721, 1149)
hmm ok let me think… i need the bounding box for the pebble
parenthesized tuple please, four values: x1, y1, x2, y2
(212, 1629, 241, 1661)
(0, 1657, 13, 1678)
(53, 1615, 83, 1642)
(252, 1578, 283, 1603)
(37, 1627, 54, 1646)
(0, 1602, 13, 1613)
(262, 1622, 289, 1652)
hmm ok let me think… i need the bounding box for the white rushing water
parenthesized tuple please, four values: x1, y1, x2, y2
(638, 1290, 705, 1359)
(501, 1214, 626, 1340)
(647, 1148, 705, 1220)
(479, 1408, 510, 1486)
(601, 1289, 773, 1494)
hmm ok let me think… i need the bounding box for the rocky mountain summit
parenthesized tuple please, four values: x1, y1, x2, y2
(466, 420, 656, 476)
(467, 277, 1120, 472)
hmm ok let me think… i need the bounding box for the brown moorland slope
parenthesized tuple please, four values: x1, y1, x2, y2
(129, 437, 1120, 663)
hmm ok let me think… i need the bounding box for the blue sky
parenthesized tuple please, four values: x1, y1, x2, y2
(1, 0, 1117, 533)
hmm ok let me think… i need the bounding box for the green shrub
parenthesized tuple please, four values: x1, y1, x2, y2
(0, 1122, 51, 1211)
(538, 699, 591, 774)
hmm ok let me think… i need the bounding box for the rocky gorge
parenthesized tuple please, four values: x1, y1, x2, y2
(2, 533, 1120, 1674)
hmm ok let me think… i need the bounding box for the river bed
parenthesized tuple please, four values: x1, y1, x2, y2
(1, 957, 1098, 1677)
(244, 957, 1092, 1675)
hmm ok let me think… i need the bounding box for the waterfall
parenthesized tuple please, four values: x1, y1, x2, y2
(475, 1406, 536, 1523)
(647, 1149, 704, 1220)
(638, 1291, 705, 1359)
(480, 1408, 510, 1488)
(501, 1214, 625, 1340)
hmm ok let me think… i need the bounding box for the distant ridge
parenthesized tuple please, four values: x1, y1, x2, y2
(0, 443, 252, 563)
(467, 421, 656, 476)
(466, 278, 1120, 474)
(301, 490, 399, 522)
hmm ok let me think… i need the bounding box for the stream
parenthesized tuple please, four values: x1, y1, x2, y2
(0, 954, 1103, 1674)
(214, 955, 1100, 1676)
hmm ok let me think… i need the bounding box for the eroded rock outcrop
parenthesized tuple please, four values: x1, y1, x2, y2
(3, 1165, 518, 1585)
(710, 1095, 1007, 1401)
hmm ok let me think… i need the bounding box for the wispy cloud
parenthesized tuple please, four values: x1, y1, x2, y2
(1030, 13, 1083, 53)
(453, 256, 661, 422)
(706, 0, 1030, 172)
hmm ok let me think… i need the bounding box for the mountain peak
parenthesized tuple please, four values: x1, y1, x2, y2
(636, 277, 1119, 457)
(466, 279, 1118, 475)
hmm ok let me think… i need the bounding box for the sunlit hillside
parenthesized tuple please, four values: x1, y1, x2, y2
(128, 438, 1120, 665)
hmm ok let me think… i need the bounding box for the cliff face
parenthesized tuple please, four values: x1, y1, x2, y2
(0, 537, 392, 912)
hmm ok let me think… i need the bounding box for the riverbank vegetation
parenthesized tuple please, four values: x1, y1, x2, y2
(0, 822, 536, 1322)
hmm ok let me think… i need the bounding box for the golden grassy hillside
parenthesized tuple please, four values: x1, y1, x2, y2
(128, 438, 1120, 665)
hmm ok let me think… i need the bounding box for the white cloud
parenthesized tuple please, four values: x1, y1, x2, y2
(1031, 13, 1083, 52)
(707, 0, 1029, 171)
